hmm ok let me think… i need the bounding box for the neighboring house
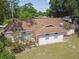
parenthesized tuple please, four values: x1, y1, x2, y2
(64, 22, 75, 36)
(62, 16, 72, 23)
(0, 25, 6, 29)
(0, 25, 6, 34)
(4, 18, 66, 45)
(62, 16, 79, 28)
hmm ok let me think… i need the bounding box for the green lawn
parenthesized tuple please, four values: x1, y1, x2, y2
(16, 35, 79, 59)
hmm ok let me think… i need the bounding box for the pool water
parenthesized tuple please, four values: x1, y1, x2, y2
(20, 32, 32, 41)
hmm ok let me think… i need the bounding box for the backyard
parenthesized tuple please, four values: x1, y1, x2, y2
(16, 35, 79, 59)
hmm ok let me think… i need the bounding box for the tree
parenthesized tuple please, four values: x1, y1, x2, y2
(0, 0, 19, 24)
(37, 11, 46, 17)
(46, 9, 52, 17)
(49, 0, 79, 17)
(0, 0, 9, 24)
(9, 0, 19, 18)
(19, 3, 37, 19)
(48, 0, 64, 17)
(0, 34, 15, 59)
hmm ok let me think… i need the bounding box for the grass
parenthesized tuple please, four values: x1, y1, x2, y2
(16, 35, 79, 59)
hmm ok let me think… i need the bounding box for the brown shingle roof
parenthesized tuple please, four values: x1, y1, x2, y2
(22, 18, 65, 36)
(34, 27, 65, 36)
(22, 18, 63, 30)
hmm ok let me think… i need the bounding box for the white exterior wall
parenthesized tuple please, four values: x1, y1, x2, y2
(38, 34, 64, 45)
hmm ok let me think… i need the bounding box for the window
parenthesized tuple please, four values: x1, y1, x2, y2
(45, 34, 50, 36)
(45, 34, 49, 40)
(46, 37, 49, 40)
(54, 33, 58, 39)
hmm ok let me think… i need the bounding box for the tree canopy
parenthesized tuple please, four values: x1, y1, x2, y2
(48, 0, 79, 17)
(0, 0, 9, 24)
(9, 0, 19, 18)
(0, 0, 19, 24)
(19, 3, 37, 20)
(0, 0, 48, 24)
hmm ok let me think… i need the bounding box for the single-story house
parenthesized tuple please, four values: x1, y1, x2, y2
(4, 18, 66, 45)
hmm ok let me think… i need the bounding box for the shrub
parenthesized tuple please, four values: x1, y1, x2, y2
(11, 43, 26, 53)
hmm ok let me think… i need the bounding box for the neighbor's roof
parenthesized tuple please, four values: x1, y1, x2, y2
(0, 25, 7, 28)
